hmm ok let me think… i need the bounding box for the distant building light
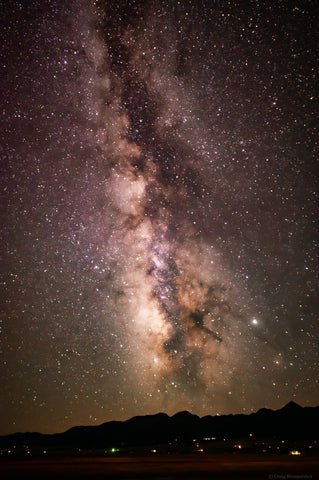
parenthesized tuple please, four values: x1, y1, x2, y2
(289, 450, 301, 456)
(109, 448, 119, 453)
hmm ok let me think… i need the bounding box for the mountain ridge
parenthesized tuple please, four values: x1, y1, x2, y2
(1, 402, 318, 449)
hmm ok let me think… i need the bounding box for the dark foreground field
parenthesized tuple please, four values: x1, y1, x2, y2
(1, 455, 318, 480)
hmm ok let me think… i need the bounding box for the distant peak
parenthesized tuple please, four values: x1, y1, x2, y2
(280, 401, 302, 411)
(172, 410, 191, 416)
(172, 411, 199, 420)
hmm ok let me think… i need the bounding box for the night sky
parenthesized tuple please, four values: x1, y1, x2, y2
(1, 0, 318, 436)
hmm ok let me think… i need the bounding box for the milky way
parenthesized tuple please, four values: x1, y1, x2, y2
(1, 0, 318, 434)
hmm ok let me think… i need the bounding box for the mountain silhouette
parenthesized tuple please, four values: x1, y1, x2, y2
(279, 400, 303, 413)
(1, 402, 318, 451)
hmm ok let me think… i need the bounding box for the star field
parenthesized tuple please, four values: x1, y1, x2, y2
(1, 0, 318, 435)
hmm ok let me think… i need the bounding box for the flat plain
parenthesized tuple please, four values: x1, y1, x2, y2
(1, 454, 318, 480)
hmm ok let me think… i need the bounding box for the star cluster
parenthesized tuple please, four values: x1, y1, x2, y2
(1, 0, 318, 435)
